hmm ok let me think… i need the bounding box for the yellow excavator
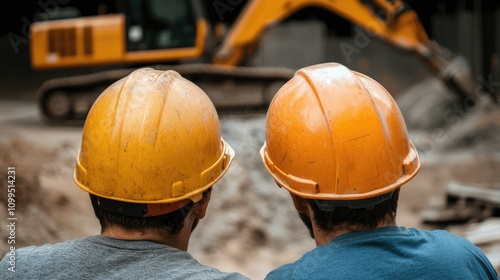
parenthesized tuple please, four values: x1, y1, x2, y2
(30, 0, 479, 124)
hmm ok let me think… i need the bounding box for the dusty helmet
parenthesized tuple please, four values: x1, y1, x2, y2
(74, 68, 234, 215)
(260, 63, 419, 208)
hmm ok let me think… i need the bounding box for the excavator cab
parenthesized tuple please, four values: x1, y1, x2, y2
(122, 0, 197, 51)
(30, 0, 209, 69)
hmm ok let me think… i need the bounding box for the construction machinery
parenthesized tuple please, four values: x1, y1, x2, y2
(422, 182, 500, 225)
(30, 0, 480, 124)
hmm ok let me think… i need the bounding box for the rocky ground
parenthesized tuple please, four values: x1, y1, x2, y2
(1, 77, 499, 279)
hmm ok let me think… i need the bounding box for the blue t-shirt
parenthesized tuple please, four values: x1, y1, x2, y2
(266, 226, 498, 280)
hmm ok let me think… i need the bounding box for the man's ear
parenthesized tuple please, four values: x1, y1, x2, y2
(289, 192, 309, 213)
(275, 181, 309, 213)
(193, 191, 211, 219)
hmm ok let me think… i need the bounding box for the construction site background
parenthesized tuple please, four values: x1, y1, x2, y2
(1, 1, 500, 278)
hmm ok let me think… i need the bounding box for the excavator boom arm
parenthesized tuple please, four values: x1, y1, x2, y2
(213, 0, 429, 66)
(213, 0, 479, 100)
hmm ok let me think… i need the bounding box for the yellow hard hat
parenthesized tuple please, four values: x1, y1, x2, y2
(74, 68, 234, 210)
(260, 63, 420, 204)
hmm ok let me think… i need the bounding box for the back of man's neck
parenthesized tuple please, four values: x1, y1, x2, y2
(313, 221, 396, 246)
(101, 225, 188, 251)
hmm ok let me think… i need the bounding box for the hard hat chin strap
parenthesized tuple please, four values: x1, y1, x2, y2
(314, 191, 395, 212)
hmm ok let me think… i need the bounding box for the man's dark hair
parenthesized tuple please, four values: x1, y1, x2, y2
(90, 196, 193, 235)
(90, 188, 212, 235)
(306, 188, 400, 233)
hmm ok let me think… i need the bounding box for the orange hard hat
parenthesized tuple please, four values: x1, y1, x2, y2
(74, 68, 234, 210)
(260, 63, 420, 204)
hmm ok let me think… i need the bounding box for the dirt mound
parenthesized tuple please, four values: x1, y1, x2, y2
(397, 78, 500, 155)
(437, 101, 500, 152)
(0, 140, 99, 254)
(0, 141, 62, 254)
(397, 78, 458, 130)
(190, 115, 313, 259)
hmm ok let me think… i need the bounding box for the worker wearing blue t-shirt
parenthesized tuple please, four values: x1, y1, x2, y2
(260, 63, 498, 280)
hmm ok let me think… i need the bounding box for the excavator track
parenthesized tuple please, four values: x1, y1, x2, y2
(37, 64, 295, 125)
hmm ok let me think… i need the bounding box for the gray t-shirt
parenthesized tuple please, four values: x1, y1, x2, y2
(0, 235, 248, 280)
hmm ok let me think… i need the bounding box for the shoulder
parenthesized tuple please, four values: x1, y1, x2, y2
(7, 237, 91, 259)
(145, 250, 248, 280)
(144, 250, 249, 279)
(0, 237, 94, 279)
(265, 262, 295, 280)
(265, 247, 329, 280)
(193, 266, 249, 280)
(407, 228, 498, 279)
(403, 228, 488, 257)
(409, 228, 479, 247)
